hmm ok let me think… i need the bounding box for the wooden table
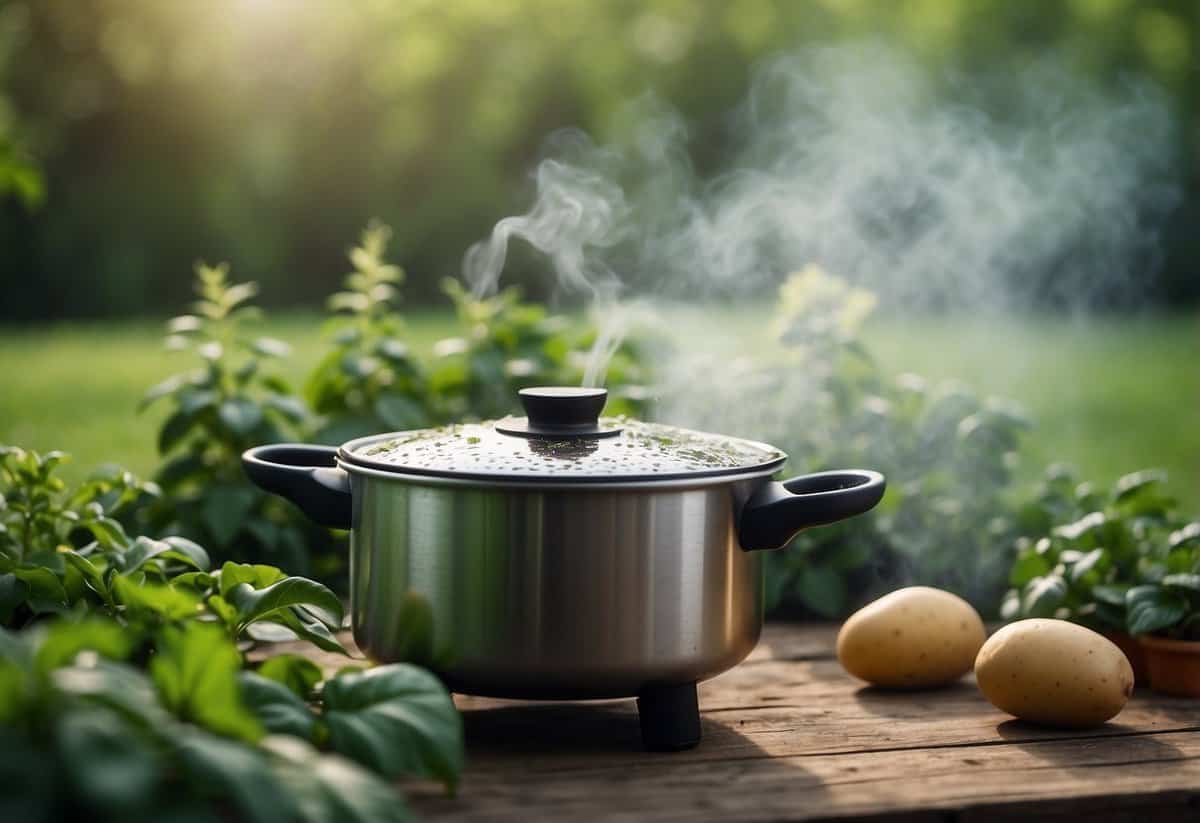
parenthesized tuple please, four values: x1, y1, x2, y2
(299, 624, 1200, 821)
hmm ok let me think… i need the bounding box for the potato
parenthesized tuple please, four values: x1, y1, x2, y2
(837, 586, 986, 688)
(974, 619, 1133, 728)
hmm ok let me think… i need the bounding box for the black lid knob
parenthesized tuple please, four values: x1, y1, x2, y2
(519, 386, 607, 430)
(495, 386, 620, 439)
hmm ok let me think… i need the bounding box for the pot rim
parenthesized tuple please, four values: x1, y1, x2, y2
(336, 449, 785, 491)
(1137, 634, 1200, 654)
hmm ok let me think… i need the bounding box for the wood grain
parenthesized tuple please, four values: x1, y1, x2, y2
(258, 623, 1200, 821)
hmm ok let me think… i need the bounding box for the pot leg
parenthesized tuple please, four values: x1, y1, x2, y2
(637, 682, 701, 751)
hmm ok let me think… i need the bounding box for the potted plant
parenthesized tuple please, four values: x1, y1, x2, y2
(1002, 467, 1180, 683)
(1127, 522, 1200, 697)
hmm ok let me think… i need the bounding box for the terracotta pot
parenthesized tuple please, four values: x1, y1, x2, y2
(1138, 635, 1200, 697)
(1102, 630, 1150, 685)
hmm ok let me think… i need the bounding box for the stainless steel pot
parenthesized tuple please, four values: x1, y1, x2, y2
(243, 387, 884, 750)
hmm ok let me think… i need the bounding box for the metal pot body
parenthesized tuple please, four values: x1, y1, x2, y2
(348, 468, 764, 699)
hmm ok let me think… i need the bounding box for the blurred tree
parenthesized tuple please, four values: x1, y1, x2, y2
(0, 0, 1194, 319)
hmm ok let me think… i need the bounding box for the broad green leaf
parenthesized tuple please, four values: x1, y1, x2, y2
(246, 621, 299, 642)
(1008, 550, 1050, 587)
(35, 618, 136, 673)
(374, 393, 425, 429)
(198, 341, 224, 360)
(157, 410, 196, 454)
(1053, 511, 1105, 543)
(166, 314, 202, 334)
(87, 517, 130, 551)
(219, 561, 287, 596)
(322, 664, 463, 790)
(1092, 583, 1129, 607)
(1168, 523, 1200, 550)
(114, 577, 200, 622)
(376, 338, 410, 362)
(150, 622, 262, 742)
(154, 453, 207, 488)
(331, 326, 362, 346)
(340, 354, 381, 379)
(1113, 469, 1168, 502)
(12, 567, 68, 613)
(1021, 575, 1067, 618)
(202, 486, 258, 546)
(253, 337, 292, 358)
(53, 659, 172, 729)
(1162, 574, 1200, 593)
(56, 708, 161, 813)
(173, 729, 296, 823)
(178, 388, 219, 415)
(1126, 585, 1188, 636)
(238, 672, 319, 740)
(263, 736, 413, 823)
(1069, 548, 1107, 584)
(218, 398, 264, 436)
(140, 375, 184, 411)
(62, 550, 108, 600)
(328, 292, 370, 314)
(264, 393, 309, 423)
(161, 536, 210, 569)
(235, 358, 259, 385)
(274, 608, 348, 655)
(170, 571, 216, 592)
(258, 654, 323, 698)
(228, 577, 343, 632)
(205, 593, 238, 629)
(115, 536, 207, 574)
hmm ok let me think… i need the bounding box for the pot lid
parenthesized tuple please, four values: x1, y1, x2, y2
(340, 387, 786, 483)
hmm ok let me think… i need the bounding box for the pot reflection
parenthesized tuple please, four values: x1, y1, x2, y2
(525, 437, 602, 461)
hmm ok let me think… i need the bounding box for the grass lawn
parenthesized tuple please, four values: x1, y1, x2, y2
(1, 309, 1197, 507)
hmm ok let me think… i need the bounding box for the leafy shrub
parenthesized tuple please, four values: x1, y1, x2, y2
(719, 268, 1032, 618)
(429, 278, 651, 421)
(0, 445, 344, 645)
(307, 222, 433, 444)
(1, 446, 159, 626)
(0, 446, 462, 822)
(1003, 465, 1200, 639)
(140, 262, 333, 578)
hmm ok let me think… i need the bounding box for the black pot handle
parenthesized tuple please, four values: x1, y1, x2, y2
(738, 469, 885, 551)
(242, 444, 352, 530)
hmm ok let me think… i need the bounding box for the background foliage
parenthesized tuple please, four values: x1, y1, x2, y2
(0, 0, 1196, 320)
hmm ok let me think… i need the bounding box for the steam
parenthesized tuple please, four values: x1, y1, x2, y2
(462, 42, 1179, 384)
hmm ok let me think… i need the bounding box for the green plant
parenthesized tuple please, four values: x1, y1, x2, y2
(141, 262, 328, 576)
(1, 446, 159, 627)
(1003, 465, 1200, 639)
(430, 277, 651, 421)
(307, 221, 433, 444)
(1, 618, 460, 822)
(0, 446, 345, 649)
(0, 446, 463, 820)
(725, 268, 1033, 618)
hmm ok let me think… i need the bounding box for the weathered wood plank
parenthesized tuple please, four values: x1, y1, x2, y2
(406, 731, 1200, 821)
(448, 657, 1200, 773)
(260, 623, 1200, 821)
